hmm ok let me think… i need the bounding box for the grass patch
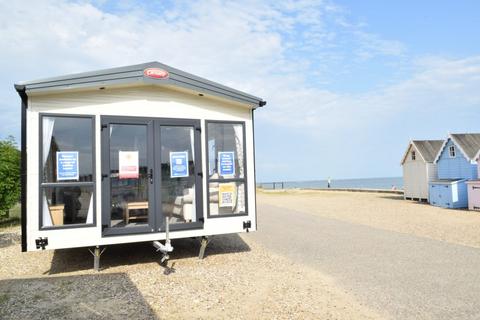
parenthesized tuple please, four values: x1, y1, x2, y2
(0, 203, 21, 228)
(0, 293, 10, 305)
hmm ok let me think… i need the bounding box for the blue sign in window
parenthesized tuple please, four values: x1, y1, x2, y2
(56, 151, 79, 181)
(170, 151, 189, 178)
(218, 151, 235, 176)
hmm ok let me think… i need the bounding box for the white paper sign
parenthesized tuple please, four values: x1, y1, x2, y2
(119, 151, 139, 179)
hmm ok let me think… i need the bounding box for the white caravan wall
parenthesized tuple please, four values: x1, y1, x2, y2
(25, 85, 257, 251)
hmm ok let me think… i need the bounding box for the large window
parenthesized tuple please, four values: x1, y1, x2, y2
(40, 115, 95, 228)
(206, 121, 247, 216)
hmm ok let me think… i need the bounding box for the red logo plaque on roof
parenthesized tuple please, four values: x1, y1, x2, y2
(143, 68, 169, 79)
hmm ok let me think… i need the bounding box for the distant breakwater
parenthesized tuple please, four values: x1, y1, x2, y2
(258, 177, 404, 191)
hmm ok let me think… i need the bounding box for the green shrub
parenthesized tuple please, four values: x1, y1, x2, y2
(0, 136, 20, 218)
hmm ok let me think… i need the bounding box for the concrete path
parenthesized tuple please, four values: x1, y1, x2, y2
(247, 203, 480, 319)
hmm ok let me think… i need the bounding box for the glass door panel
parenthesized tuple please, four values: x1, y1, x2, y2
(102, 118, 155, 235)
(109, 124, 150, 228)
(159, 126, 197, 226)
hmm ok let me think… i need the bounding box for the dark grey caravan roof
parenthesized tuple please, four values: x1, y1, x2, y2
(412, 140, 444, 163)
(14, 61, 266, 108)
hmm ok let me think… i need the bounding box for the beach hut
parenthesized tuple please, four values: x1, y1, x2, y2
(466, 155, 480, 211)
(14, 62, 266, 269)
(429, 133, 480, 209)
(401, 140, 443, 202)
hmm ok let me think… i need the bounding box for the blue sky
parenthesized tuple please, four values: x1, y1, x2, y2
(1, 0, 479, 182)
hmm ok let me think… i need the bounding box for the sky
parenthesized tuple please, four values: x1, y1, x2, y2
(1, 0, 479, 182)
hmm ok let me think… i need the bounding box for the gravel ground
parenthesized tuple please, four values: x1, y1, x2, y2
(258, 189, 480, 248)
(251, 201, 480, 319)
(3, 191, 479, 319)
(0, 225, 381, 320)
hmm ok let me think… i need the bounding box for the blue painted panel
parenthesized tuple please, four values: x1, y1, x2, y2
(429, 183, 449, 207)
(437, 139, 477, 180)
(428, 184, 437, 204)
(440, 184, 452, 207)
(429, 180, 468, 209)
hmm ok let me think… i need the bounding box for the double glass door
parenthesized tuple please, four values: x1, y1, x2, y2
(101, 117, 203, 236)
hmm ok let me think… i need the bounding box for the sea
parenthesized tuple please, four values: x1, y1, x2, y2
(258, 177, 403, 190)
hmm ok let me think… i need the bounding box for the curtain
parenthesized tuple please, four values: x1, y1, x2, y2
(43, 117, 55, 166)
(42, 193, 53, 227)
(208, 139, 215, 176)
(233, 124, 245, 212)
(189, 127, 196, 221)
(42, 117, 55, 227)
(86, 195, 93, 224)
(190, 127, 195, 161)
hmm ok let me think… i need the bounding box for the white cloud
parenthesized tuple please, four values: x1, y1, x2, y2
(0, 0, 479, 179)
(0, 0, 407, 81)
(0, 1, 477, 130)
(258, 55, 480, 137)
(0, 0, 408, 137)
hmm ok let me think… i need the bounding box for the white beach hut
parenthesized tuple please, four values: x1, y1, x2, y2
(401, 140, 443, 202)
(14, 62, 266, 270)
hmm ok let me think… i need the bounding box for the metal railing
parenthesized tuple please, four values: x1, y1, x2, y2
(257, 182, 285, 190)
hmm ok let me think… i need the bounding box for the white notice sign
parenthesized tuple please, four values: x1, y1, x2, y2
(119, 151, 139, 179)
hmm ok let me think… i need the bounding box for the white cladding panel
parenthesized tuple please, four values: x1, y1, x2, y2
(26, 86, 257, 251)
(426, 163, 438, 183)
(402, 144, 429, 200)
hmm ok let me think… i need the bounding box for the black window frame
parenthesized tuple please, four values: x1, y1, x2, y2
(39, 113, 96, 230)
(205, 120, 248, 218)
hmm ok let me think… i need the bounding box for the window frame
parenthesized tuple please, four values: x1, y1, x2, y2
(38, 113, 96, 230)
(449, 145, 456, 158)
(205, 120, 248, 218)
(411, 150, 416, 161)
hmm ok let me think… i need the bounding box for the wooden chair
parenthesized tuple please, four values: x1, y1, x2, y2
(49, 205, 65, 225)
(125, 201, 149, 224)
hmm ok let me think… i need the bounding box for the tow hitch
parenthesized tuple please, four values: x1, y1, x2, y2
(153, 216, 174, 263)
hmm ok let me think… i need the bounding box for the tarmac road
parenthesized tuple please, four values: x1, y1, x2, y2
(248, 203, 480, 319)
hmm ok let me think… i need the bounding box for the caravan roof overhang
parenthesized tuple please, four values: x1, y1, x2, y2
(15, 61, 266, 109)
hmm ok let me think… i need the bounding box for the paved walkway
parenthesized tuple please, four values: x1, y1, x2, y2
(248, 203, 480, 319)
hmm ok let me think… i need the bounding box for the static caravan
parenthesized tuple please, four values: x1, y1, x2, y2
(14, 62, 266, 269)
(466, 155, 480, 211)
(429, 134, 480, 209)
(401, 140, 443, 202)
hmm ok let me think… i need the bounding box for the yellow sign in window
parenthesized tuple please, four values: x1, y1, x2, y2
(219, 183, 236, 208)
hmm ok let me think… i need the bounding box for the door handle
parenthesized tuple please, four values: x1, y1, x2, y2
(148, 169, 154, 184)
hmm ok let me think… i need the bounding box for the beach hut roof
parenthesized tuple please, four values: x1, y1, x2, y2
(401, 140, 444, 164)
(433, 133, 480, 163)
(14, 61, 266, 108)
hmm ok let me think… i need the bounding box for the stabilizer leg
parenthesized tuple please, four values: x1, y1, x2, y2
(88, 246, 106, 271)
(198, 236, 209, 260)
